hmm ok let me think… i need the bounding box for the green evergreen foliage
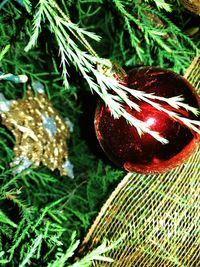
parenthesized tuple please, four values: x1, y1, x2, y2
(0, 0, 199, 266)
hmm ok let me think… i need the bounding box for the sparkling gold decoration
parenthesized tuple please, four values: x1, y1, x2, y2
(0, 87, 73, 177)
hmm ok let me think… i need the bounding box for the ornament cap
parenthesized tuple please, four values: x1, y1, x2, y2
(97, 59, 127, 84)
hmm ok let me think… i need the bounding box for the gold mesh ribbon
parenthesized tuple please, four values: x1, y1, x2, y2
(181, 0, 200, 15)
(79, 56, 200, 266)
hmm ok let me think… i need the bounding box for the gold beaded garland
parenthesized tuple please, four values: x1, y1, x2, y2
(0, 87, 73, 177)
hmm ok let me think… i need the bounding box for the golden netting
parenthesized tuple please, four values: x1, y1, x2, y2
(181, 0, 200, 15)
(79, 56, 200, 267)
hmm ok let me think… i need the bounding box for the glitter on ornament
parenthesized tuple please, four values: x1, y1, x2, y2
(0, 87, 73, 177)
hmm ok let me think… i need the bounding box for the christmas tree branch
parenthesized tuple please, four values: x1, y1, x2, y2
(15, 0, 32, 13)
(47, 231, 124, 267)
(25, 0, 101, 88)
(0, 2, 199, 265)
(113, 0, 197, 61)
(50, 0, 99, 58)
(24, 0, 199, 143)
(19, 234, 43, 267)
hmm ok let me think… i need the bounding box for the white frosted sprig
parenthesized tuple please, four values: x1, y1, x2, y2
(49, 11, 199, 140)
(105, 76, 200, 115)
(139, 94, 200, 132)
(56, 37, 199, 141)
(125, 89, 199, 115)
(93, 71, 168, 143)
(92, 72, 200, 138)
(24, 0, 45, 52)
(60, 20, 101, 42)
(25, 0, 101, 88)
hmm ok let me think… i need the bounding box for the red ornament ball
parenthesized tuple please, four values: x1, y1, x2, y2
(94, 67, 200, 174)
